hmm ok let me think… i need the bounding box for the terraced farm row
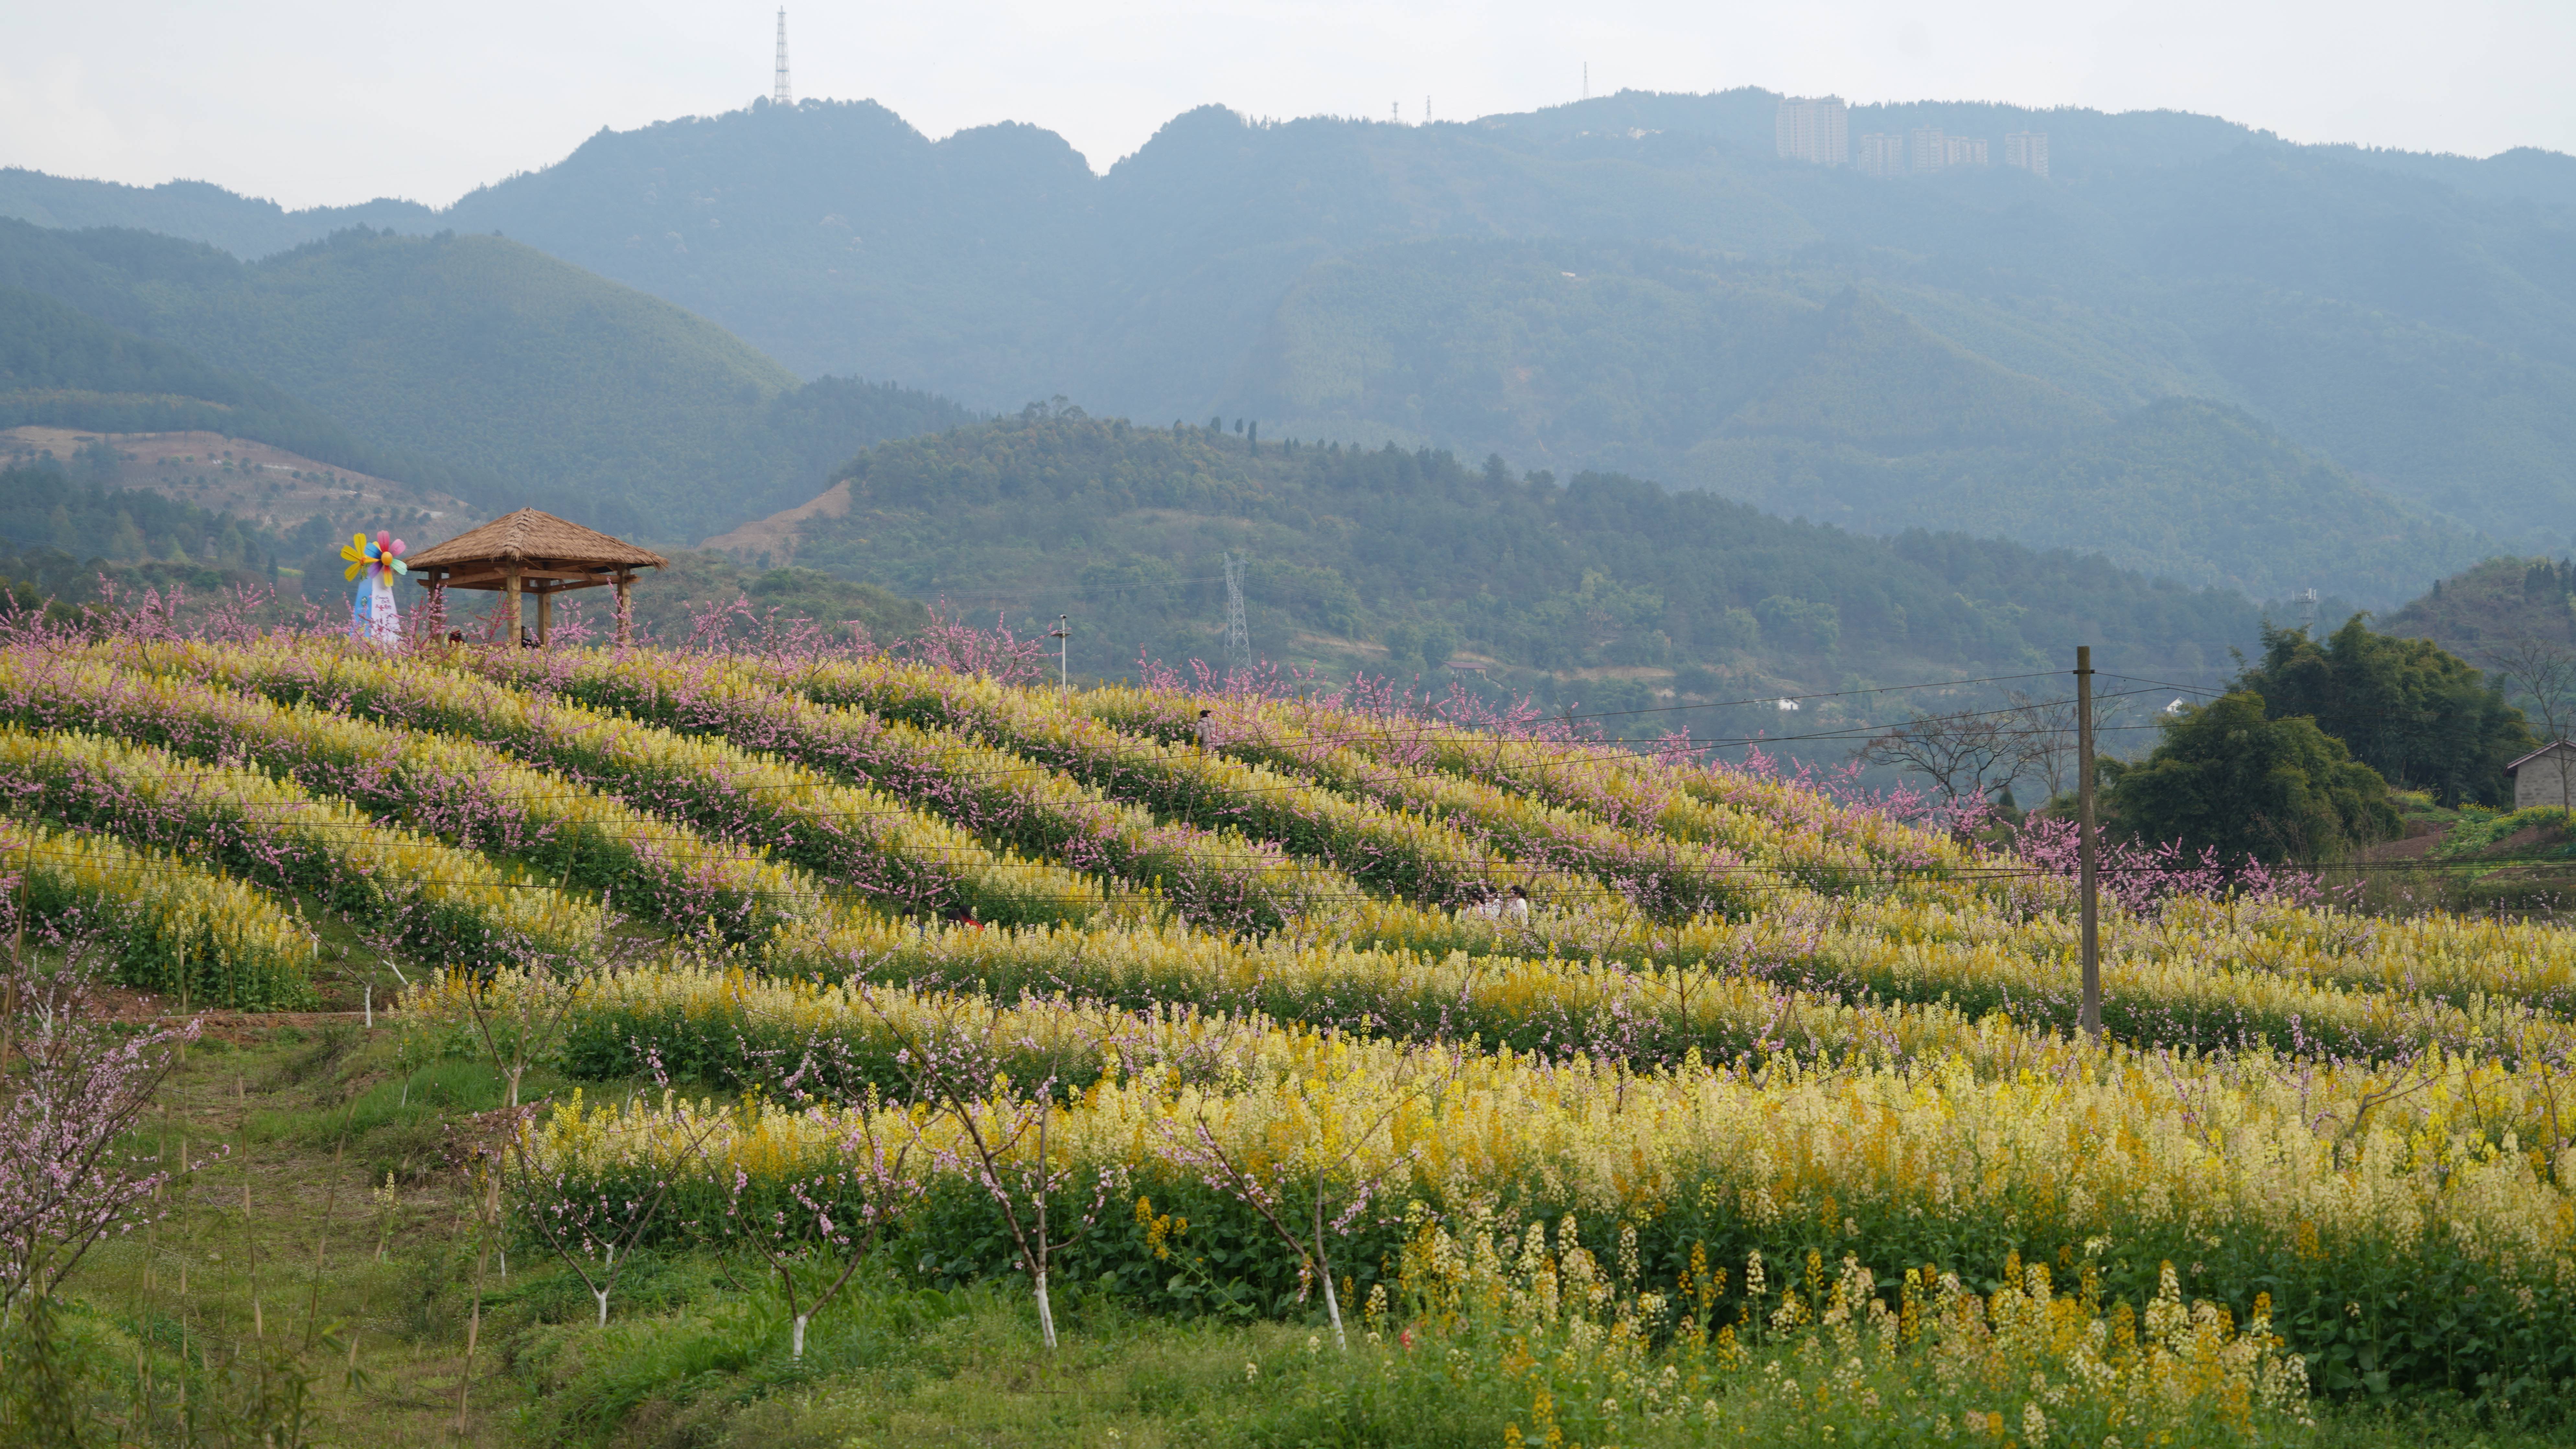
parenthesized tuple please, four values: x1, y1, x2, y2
(16, 629, 2576, 1429)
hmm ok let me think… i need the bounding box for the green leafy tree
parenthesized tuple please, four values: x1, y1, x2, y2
(2100, 691, 2400, 863)
(2236, 616, 2533, 806)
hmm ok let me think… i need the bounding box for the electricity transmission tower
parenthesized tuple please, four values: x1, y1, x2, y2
(773, 9, 792, 106)
(1222, 552, 1251, 676)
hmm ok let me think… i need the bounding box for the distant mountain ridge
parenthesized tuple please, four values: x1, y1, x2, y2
(8, 87, 2573, 594)
(12, 89, 2570, 259)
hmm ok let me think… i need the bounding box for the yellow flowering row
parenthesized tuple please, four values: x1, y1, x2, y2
(0, 814, 315, 1008)
(774, 656, 1873, 919)
(99, 637, 1122, 928)
(1395, 1218, 2310, 1446)
(408, 962, 1287, 1096)
(739, 882, 2571, 1062)
(50, 635, 2576, 1051)
(406, 950, 2025, 1099)
(712, 647, 2576, 1019)
(529, 1021, 2576, 1235)
(1084, 685, 1961, 894)
(1070, 682, 1820, 917)
(0, 725, 603, 967)
(1832, 886, 2576, 1022)
(750, 652, 1581, 909)
(480, 648, 1344, 934)
(0, 650, 837, 944)
(517, 1017, 2576, 1393)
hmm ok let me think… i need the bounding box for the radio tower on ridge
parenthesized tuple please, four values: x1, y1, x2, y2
(1222, 552, 1251, 677)
(772, 8, 793, 106)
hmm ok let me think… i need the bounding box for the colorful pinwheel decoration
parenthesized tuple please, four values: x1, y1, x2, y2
(342, 529, 408, 646)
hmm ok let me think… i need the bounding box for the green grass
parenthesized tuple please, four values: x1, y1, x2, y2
(2433, 806, 2576, 863)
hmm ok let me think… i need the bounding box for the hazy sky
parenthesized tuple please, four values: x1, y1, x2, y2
(5, 0, 2570, 211)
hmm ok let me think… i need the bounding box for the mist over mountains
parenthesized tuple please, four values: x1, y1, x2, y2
(3, 86, 2570, 623)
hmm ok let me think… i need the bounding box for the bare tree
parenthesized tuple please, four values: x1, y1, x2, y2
(2481, 635, 2576, 809)
(1857, 705, 2027, 813)
(870, 992, 1120, 1350)
(2005, 689, 2081, 803)
(0, 954, 208, 1331)
(506, 1089, 726, 1329)
(1152, 1043, 1455, 1350)
(721, 1088, 922, 1359)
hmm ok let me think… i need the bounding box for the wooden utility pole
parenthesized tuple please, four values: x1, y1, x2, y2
(2076, 645, 2101, 1042)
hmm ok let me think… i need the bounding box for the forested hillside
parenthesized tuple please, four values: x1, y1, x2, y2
(0, 285, 371, 459)
(2385, 556, 2576, 654)
(745, 406, 2315, 730)
(0, 220, 979, 541)
(0, 455, 338, 610)
(1243, 259, 2479, 598)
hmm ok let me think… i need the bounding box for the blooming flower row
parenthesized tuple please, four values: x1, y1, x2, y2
(1087, 684, 1949, 896)
(1, 650, 832, 945)
(515, 1017, 2576, 1396)
(491, 878, 2576, 1096)
(0, 725, 602, 967)
(735, 651, 1805, 919)
(0, 814, 316, 1008)
(493, 649, 1337, 934)
(98, 638, 1122, 928)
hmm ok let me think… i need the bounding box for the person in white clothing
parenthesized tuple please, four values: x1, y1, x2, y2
(1502, 884, 1531, 924)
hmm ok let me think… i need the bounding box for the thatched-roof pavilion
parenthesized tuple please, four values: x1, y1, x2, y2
(408, 508, 666, 646)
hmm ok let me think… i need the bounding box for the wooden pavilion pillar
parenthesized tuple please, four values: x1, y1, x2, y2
(613, 571, 633, 647)
(536, 589, 553, 647)
(504, 564, 523, 644)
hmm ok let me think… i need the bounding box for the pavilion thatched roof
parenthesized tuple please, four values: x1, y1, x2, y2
(408, 509, 666, 573)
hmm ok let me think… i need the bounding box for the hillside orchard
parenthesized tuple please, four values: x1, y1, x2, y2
(3, 602, 2575, 1444)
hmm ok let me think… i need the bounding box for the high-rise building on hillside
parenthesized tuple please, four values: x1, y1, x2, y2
(1775, 96, 1849, 165)
(2004, 131, 2050, 179)
(1945, 135, 1990, 167)
(1857, 133, 1906, 178)
(1909, 126, 1948, 173)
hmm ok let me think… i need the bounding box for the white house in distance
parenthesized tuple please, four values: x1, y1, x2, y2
(2505, 741, 2576, 808)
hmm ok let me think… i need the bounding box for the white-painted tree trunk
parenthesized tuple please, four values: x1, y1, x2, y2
(593, 1245, 615, 1327)
(1034, 1267, 1058, 1349)
(792, 1313, 809, 1360)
